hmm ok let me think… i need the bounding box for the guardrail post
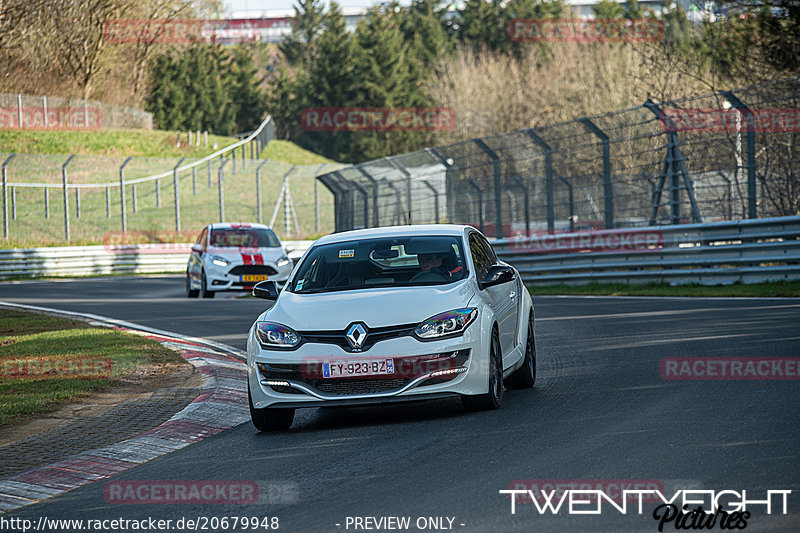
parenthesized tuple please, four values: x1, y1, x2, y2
(314, 163, 328, 233)
(524, 130, 554, 233)
(422, 180, 440, 223)
(256, 159, 269, 224)
(467, 179, 484, 233)
(511, 177, 530, 236)
(2, 153, 15, 239)
(119, 156, 132, 232)
(578, 118, 614, 229)
(387, 157, 412, 225)
(556, 176, 575, 232)
(218, 158, 229, 222)
(173, 157, 185, 231)
(356, 165, 380, 227)
(473, 139, 503, 238)
(62, 154, 76, 241)
(721, 91, 757, 219)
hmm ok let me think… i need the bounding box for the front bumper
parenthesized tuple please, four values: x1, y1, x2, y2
(247, 325, 489, 409)
(205, 261, 292, 291)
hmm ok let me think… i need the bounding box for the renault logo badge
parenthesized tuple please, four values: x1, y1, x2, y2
(345, 323, 368, 351)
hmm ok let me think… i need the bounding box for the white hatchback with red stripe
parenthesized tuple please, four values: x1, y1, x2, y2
(186, 223, 294, 298)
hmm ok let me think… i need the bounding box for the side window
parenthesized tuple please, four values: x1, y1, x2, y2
(469, 233, 492, 281)
(196, 228, 208, 249)
(478, 235, 497, 264)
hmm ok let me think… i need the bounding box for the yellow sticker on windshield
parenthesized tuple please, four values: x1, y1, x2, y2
(338, 249, 355, 258)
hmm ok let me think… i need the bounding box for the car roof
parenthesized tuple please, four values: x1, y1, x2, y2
(313, 224, 475, 246)
(207, 223, 273, 231)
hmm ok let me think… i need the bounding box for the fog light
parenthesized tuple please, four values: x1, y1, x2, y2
(429, 367, 467, 378)
(262, 379, 291, 387)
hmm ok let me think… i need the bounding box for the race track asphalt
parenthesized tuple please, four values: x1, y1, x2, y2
(1, 276, 799, 532)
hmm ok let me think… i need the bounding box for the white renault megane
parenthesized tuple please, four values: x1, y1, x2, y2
(246, 225, 536, 431)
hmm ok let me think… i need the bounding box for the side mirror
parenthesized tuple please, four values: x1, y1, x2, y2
(190, 243, 203, 254)
(482, 264, 515, 288)
(253, 280, 279, 300)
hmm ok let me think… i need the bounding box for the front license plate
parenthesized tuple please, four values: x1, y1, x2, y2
(241, 274, 269, 282)
(322, 359, 395, 378)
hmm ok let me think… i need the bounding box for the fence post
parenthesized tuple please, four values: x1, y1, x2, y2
(218, 158, 229, 222)
(314, 163, 328, 233)
(106, 186, 111, 218)
(467, 179, 484, 233)
(192, 166, 197, 195)
(525, 130, 555, 233)
(578, 118, 614, 229)
(83, 99, 89, 128)
(473, 139, 503, 238)
(10, 187, 15, 220)
(351, 181, 369, 229)
(556, 176, 575, 232)
(2, 154, 16, 239)
(426, 148, 453, 224)
(156, 179, 161, 207)
(45, 188, 49, 219)
(62, 154, 76, 241)
(241, 144, 246, 170)
(43, 96, 48, 127)
(511, 177, 530, 237)
(173, 157, 185, 231)
(721, 91, 757, 219)
(119, 156, 132, 232)
(17, 94, 22, 128)
(207, 160, 212, 187)
(132, 184, 138, 213)
(356, 165, 380, 227)
(75, 188, 80, 218)
(387, 157, 412, 224)
(422, 180, 440, 223)
(255, 159, 269, 224)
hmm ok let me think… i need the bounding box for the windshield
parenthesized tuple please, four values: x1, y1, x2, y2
(209, 228, 280, 248)
(289, 236, 467, 293)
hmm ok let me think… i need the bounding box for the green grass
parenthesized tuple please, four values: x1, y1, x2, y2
(0, 310, 183, 428)
(0, 129, 237, 158)
(527, 280, 800, 297)
(260, 140, 334, 165)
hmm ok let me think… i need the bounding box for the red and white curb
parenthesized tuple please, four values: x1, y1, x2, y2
(0, 303, 250, 513)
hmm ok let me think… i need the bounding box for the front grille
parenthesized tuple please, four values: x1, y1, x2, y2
(300, 324, 415, 351)
(315, 379, 411, 396)
(228, 265, 277, 275)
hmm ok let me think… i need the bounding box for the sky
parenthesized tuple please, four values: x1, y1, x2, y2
(224, 0, 412, 15)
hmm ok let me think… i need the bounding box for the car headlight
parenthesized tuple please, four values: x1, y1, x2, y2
(414, 308, 477, 340)
(211, 255, 230, 267)
(276, 255, 291, 267)
(255, 322, 301, 349)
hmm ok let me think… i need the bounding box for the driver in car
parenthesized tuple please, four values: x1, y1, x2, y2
(416, 252, 451, 280)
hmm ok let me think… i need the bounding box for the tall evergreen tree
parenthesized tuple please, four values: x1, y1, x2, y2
(228, 45, 267, 133)
(279, 0, 325, 68)
(458, 0, 510, 53)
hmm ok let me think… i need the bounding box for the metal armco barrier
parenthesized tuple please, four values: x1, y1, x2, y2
(493, 216, 800, 286)
(0, 241, 312, 279)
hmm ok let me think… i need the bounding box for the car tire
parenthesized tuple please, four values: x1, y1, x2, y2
(186, 273, 199, 298)
(462, 329, 503, 411)
(506, 311, 536, 390)
(249, 387, 294, 431)
(199, 270, 215, 299)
